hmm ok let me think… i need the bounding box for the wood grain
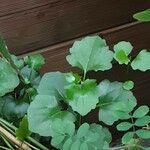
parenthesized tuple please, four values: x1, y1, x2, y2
(38, 22, 150, 73)
(0, 0, 149, 54)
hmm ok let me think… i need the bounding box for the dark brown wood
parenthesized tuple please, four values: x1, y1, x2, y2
(0, 0, 149, 54)
(39, 22, 150, 73)
(0, 0, 67, 17)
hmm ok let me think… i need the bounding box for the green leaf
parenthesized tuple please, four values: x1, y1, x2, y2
(11, 55, 24, 69)
(38, 72, 68, 101)
(0, 58, 19, 96)
(98, 80, 136, 125)
(24, 54, 45, 71)
(117, 122, 133, 131)
(66, 36, 113, 74)
(52, 123, 109, 150)
(0, 36, 12, 61)
(133, 9, 150, 22)
(135, 116, 150, 127)
(123, 80, 134, 90)
(16, 115, 30, 141)
(0, 96, 29, 121)
(131, 50, 150, 71)
(136, 129, 150, 139)
(27, 95, 76, 136)
(102, 128, 112, 144)
(77, 123, 90, 138)
(21, 66, 41, 88)
(121, 132, 134, 144)
(66, 79, 99, 116)
(51, 119, 75, 149)
(133, 106, 149, 118)
(113, 41, 133, 65)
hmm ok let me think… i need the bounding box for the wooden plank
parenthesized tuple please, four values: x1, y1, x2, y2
(0, 0, 65, 17)
(38, 22, 150, 73)
(1, 0, 149, 54)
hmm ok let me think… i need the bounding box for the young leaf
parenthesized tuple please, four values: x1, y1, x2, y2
(113, 41, 133, 65)
(117, 122, 133, 131)
(136, 129, 150, 139)
(0, 58, 19, 96)
(123, 80, 134, 90)
(66, 79, 99, 116)
(133, 9, 150, 22)
(133, 105, 149, 118)
(38, 72, 68, 101)
(11, 55, 24, 69)
(131, 50, 150, 71)
(121, 132, 134, 144)
(135, 116, 150, 127)
(24, 54, 45, 71)
(27, 95, 76, 136)
(16, 115, 30, 141)
(66, 36, 113, 74)
(98, 80, 136, 125)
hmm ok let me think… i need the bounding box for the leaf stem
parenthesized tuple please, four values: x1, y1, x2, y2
(83, 70, 86, 81)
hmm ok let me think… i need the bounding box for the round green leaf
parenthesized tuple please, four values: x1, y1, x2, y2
(113, 41, 133, 65)
(123, 80, 134, 90)
(117, 122, 133, 131)
(38, 72, 68, 101)
(24, 54, 45, 71)
(66, 36, 113, 73)
(0, 58, 19, 96)
(131, 50, 150, 71)
(121, 132, 134, 144)
(66, 79, 99, 116)
(133, 106, 149, 118)
(135, 116, 150, 127)
(77, 123, 90, 138)
(98, 80, 136, 125)
(27, 95, 75, 136)
(136, 129, 150, 139)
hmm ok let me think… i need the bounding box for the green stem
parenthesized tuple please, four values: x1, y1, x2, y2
(0, 146, 11, 150)
(83, 71, 86, 81)
(1, 135, 15, 150)
(0, 118, 49, 150)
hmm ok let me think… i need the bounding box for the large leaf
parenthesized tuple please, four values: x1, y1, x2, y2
(66, 36, 113, 74)
(0, 96, 29, 121)
(98, 80, 136, 125)
(131, 50, 150, 71)
(62, 123, 108, 150)
(0, 58, 19, 96)
(133, 9, 150, 22)
(51, 119, 75, 149)
(38, 72, 68, 101)
(27, 95, 76, 136)
(113, 41, 133, 65)
(65, 79, 99, 116)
